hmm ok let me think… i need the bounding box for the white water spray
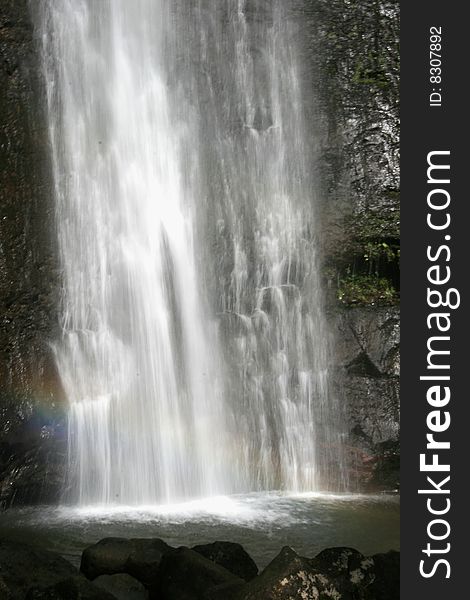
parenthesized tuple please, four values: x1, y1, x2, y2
(39, 0, 347, 505)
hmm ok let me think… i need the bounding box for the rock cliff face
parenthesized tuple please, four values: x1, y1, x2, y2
(0, 0, 399, 504)
(332, 306, 399, 490)
(0, 0, 65, 507)
(305, 0, 400, 490)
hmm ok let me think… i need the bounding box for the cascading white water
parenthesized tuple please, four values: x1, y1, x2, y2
(39, 0, 231, 504)
(189, 0, 348, 492)
(39, 0, 347, 505)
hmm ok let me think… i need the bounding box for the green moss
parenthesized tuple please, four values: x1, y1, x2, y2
(363, 241, 397, 262)
(352, 53, 390, 89)
(338, 274, 398, 306)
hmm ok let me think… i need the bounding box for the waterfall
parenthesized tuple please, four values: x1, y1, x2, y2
(39, 0, 347, 505)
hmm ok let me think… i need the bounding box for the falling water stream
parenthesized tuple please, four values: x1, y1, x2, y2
(39, 0, 347, 506)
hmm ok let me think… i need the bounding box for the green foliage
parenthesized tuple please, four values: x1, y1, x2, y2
(352, 53, 390, 89)
(363, 241, 398, 263)
(338, 274, 398, 306)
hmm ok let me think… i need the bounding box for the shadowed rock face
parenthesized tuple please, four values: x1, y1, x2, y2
(331, 306, 400, 491)
(295, 0, 400, 491)
(0, 1, 65, 507)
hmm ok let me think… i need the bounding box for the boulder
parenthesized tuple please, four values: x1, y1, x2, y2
(364, 551, 399, 600)
(202, 580, 247, 600)
(80, 537, 172, 586)
(150, 546, 244, 600)
(233, 546, 347, 600)
(125, 539, 173, 588)
(1, 536, 399, 600)
(311, 547, 399, 600)
(25, 575, 117, 600)
(312, 547, 364, 575)
(0, 540, 76, 600)
(333, 306, 400, 491)
(81, 538, 133, 579)
(94, 573, 148, 600)
(313, 547, 376, 597)
(192, 541, 258, 581)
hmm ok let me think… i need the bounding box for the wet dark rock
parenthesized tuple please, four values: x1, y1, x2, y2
(25, 575, 117, 600)
(366, 440, 400, 491)
(0, 540, 76, 600)
(192, 541, 258, 582)
(0, 537, 399, 600)
(203, 579, 247, 600)
(306, 0, 399, 255)
(80, 537, 172, 586)
(0, 436, 66, 509)
(1, 0, 63, 508)
(150, 546, 244, 600)
(227, 546, 399, 600)
(312, 547, 378, 598)
(124, 539, 173, 587)
(313, 546, 365, 576)
(302, 0, 400, 493)
(346, 351, 382, 379)
(335, 307, 400, 378)
(331, 306, 400, 491)
(234, 546, 347, 600)
(363, 551, 399, 600)
(94, 573, 149, 600)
